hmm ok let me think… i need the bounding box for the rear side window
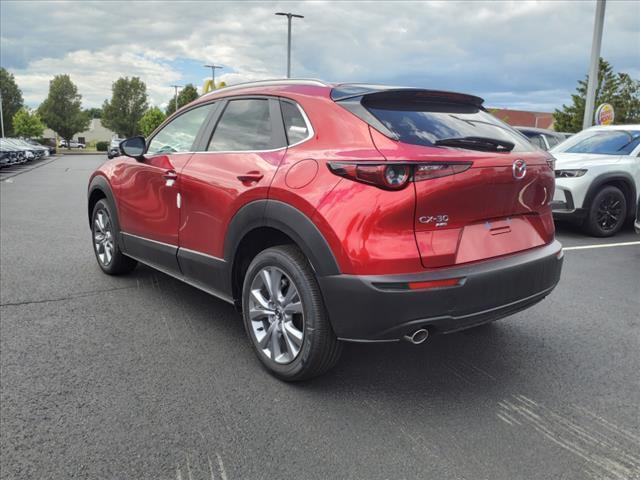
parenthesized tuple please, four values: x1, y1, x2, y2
(208, 99, 279, 151)
(281, 101, 310, 145)
(147, 104, 214, 155)
(362, 94, 533, 152)
(528, 134, 546, 149)
(546, 135, 561, 148)
(561, 130, 640, 155)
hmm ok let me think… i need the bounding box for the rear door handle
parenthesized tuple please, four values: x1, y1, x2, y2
(164, 170, 178, 187)
(237, 171, 264, 185)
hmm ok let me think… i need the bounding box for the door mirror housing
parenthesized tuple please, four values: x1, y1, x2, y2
(120, 136, 146, 160)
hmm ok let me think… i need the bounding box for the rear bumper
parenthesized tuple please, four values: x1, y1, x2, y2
(318, 240, 563, 342)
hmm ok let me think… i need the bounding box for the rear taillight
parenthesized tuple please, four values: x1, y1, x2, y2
(328, 162, 471, 190)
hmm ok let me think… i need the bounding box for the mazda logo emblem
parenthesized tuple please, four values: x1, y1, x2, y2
(513, 159, 527, 179)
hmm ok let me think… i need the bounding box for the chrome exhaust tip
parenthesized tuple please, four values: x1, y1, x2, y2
(404, 328, 429, 345)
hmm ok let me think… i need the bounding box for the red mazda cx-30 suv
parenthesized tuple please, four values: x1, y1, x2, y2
(88, 80, 563, 380)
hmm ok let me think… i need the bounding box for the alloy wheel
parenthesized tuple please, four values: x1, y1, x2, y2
(596, 193, 623, 232)
(248, 266, 305, 364)
(93, 209, 115, 266)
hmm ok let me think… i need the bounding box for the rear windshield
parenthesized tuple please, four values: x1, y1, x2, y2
(552, 129, 640, 155)
(363, 95, 533, 152)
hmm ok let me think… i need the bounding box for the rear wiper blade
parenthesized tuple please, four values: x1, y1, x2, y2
(434, 136, 515, 152)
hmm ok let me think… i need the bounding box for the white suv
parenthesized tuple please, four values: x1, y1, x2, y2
(551, 125, 640, 237)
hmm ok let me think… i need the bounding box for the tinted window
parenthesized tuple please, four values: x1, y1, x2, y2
(281, 101, 310, 145)
(546, 135, 561, 147)
(147, 104, 214, 154)
(208, 99, 278, 151)
(528, 134, 546, 149)
(561, 130, 640, 155)
(365, 98, 533, 152)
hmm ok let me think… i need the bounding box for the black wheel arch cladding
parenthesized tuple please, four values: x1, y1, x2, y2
(224, 200, 341, 278)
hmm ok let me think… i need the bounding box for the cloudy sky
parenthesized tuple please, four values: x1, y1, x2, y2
(1, 0, 638, 111)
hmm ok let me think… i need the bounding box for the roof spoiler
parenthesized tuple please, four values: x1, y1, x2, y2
(330, 84, 484, 107)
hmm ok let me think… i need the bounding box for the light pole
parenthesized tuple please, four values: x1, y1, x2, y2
(170, 85, 182, 113)
(583, 0, 606, 130)
(203, 64, 223, 89)
(275, 12, 304, 78)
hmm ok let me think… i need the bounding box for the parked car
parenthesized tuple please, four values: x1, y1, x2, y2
(551, 124, 640, 236)
(107, 137, 125, 159)
(0, 145, 20, 167)
(1, 138, 35, 162)
(0, 139, 23, 166)
(557, 132, 574, 141)
(87, 80, 563, 380)
(635, 198, 640, 234)
(25, 138, 56, 155)
(59, 139, 85, 149)
(14, 138, 49, 158)
(515, 126, 567, 151)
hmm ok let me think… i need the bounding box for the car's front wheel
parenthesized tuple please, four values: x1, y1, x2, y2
(91, 199, 137, 275)
(584, 185, 627, 237)
(242, 245, 342, 381)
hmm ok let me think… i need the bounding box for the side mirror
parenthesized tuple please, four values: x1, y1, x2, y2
(120, 136, 146, 160)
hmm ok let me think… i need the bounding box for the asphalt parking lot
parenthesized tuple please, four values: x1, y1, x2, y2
(1, 154, 639, 480)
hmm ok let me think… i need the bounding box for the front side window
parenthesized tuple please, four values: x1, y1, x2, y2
(147, 104, 214, 155)
(208, 99, 279, 151)
(554, 130, 640, 156)
(281, 101, 310, 145)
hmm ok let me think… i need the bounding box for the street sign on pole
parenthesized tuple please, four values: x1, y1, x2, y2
(582, 0, 606, 130)
(594, 103, 615, 125)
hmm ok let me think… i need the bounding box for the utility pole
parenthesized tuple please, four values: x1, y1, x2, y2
(203, 64, 223, 89)
(275, 12, 304, 78)
(170, 85, 182, 113)
(0, 92, 4, 138)
(582, 0, 606, 130)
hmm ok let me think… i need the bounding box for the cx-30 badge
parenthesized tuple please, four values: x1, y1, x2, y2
(512, 159, 527, 179)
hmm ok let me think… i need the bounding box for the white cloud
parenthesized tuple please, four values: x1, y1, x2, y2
(1, 0, 638, 110)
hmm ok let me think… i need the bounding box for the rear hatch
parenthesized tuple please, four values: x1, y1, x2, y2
(337, 88, 556, 268)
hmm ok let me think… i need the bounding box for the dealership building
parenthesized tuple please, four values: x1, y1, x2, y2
(43, 118, 116, 145)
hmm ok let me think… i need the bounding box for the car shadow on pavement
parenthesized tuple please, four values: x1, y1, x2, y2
(133, 263, 548, 400)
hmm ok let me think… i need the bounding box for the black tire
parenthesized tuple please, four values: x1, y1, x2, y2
(91, 198, 137, 275)
(584, 186, 627, 237)
(242, 245, 342, 381)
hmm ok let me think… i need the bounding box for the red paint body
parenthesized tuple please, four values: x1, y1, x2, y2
(91, 83, 556, 277)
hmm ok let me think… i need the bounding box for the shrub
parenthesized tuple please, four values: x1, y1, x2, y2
(96, 141, 109, 152)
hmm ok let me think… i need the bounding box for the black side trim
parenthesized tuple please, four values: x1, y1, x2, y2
(121, 233, 181, 276)
(224, 200, 340, 277)
(88, 175, 116, 223)
(583, 171, 637, 219)
(264, 201, 340, 276)
(88, 175, 123, 249)
(177, 248, 230, 298)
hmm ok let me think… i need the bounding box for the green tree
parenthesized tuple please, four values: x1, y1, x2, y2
(12, 108, 45, 138)
(101, 77, 149, 137)
(138, 107, 166, 137)
(553, 58, 638, 132)
(85, 107, 102, 119)
(613, 73, 640, 124)
(38, 74, 90, 145)
(165, 83, 199, 115)
(0, 67, 24, 136)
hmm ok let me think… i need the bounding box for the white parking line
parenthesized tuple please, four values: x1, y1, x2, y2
(563, 241, 640, 251)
